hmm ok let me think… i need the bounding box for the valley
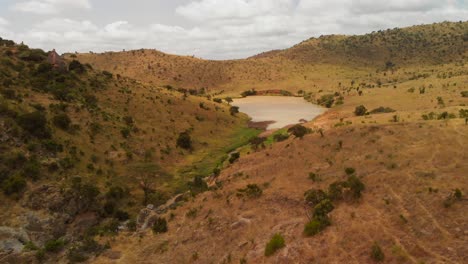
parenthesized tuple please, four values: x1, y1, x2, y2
(0, 21, 467, 264)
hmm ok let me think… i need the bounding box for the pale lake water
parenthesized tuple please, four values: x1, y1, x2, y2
(232, 96, 325, 130)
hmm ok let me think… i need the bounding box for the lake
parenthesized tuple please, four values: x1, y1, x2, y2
(232, 96, 325, 130)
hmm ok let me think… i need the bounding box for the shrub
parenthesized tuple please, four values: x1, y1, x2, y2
(229, 152, 240, 164)
(264, 234, 285, 256)
(1, 89, 16, 99)
(2, 174, 26, 195)
(22, 159, 41, 180)
(68, 60, 86, 74)
(345, 167, 356, 175)
(288, 124, 309, 139)
(250, 137, 266, 150)
(121, 128, 131, 138)
(17, 111, 50, 138)
(152, 217, 168, 234)
(44, 239, 65, 253)
(318, 94, 335, 108)
(273, 133, 289, 142)
(176, 131, 192, 150)
(371, 243, 385, 262)
(241, 89, 257, 97)
(237, 184, 263, 198)
(346, 175, 365, 199)
(53, 113, 71, 130)
(304, 189, 328, 207)
(213, 98, 222, 103)
(328, 181, 345, 200)
(461, 91, 468, 97)
(188, 175, 208, 194)
(304, 218, 330, 236)
(354, 105, 367, 116)
(313, 199, 334, 220)
(369, 107, 396, 114)
(229, 106, 240, 116)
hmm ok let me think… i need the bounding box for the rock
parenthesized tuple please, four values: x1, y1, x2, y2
(22, 212, 67, 247)
(103, 250, 122, 260)
(231, 217, 251, 229)
(137, 208, 157, 230)
(0, 227, 29, 253)
(147, 204, 154, 210)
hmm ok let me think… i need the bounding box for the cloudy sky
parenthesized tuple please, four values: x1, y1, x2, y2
(0, 0, 466, 59)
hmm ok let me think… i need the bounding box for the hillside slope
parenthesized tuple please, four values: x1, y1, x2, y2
(0, 39, 258, 263)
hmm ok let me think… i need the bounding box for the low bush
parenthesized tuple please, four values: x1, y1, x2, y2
(304, 189, 328, 207)
(176, 131, 192, 150)
(16, 111, 50, 138)
(152, 217, 168, 234)
(229, 152, 240, 164)
(237, 184, 263, 198)
(288, 124, 309, 139)
(264, 234, 285, 256)
(369, 107, 396, 114)
(304, 218, 330, 236)
(371, 243, 385, 262)
(354, 105, 367, 116)
(53, 113, 71, 130)
(44, 239, 65, 253)
(2, 174, 27, 195)
(317, 94, 335, 108)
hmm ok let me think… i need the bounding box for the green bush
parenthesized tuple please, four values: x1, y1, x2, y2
(264, 234, 285, 256)
(354, 105, 367, 116)
(313, 199, 334, 220)
(461, 91, 468, 98)
(16, 111, 50, 138)
(152, 217, 168, 234)
(304, 189, 328, 207)
(369, 107, 396, 114)
(69, 60, 86, 74)
(176, 131, 192, 150)
(288, 124, 309, 138)
(44, 239, 65, 253)
(318, 94, 335, 108)
(53, 113, 71, 130)
(345, 167, 356, 175)
(371, 243, 385, 262)
(346, 175, 365, 199)
(229, 106, 240, 116)
(2, 174, 27, 195)
(303, 218, 330, 236)
(237, 184, 263, 198)
(229, 152, 240, 164)
(328, 181, 345, 200)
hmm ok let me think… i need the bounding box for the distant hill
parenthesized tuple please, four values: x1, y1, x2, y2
(71, 21, 468, 93)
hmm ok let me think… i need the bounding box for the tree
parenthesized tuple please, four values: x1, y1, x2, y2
(152, 217, 168, 233)
(354, 105, 367, 116)
(53, 113, 71, 130)
(69, 60, 86, 74)
(229, 106, 239, 116)
(264, 234, 285, 256)
(371, 243, 385, 262)
(17, 111, 50, 138)
(288, 124, 309, 139)
(177, 131, 192, 150)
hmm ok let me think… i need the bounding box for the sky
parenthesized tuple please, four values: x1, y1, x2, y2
(0, 0, 466, 59)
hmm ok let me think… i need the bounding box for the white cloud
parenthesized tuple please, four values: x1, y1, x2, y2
(12, 0, 91, 15)
(0, 17, 9, 26)
(4, 0, 468, 59)
(176, 0, 295, 21)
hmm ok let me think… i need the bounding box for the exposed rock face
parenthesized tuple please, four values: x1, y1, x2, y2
(47, 49, 67, 71)
(0, 227, 29, 253)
